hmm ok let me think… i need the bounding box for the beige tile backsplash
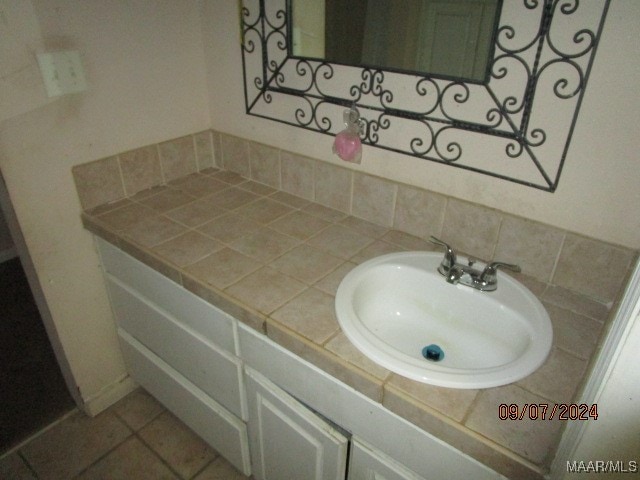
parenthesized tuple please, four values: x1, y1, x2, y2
(394, 184, 447, 239)
(158, 135, 198, 182)
(495, 216, 565, 283)
(352, 173, 397, 227)
(73, 129, 637, 307)
(281, 151, 315, 199)
(554, 233, 634, 303)
(441, 198, 502, 261)
(248, 143, 281, 188)
(72, 155, 125, 211)
(314, 159, 353, 212)
(194, 131, 215, 171)
(119, 145, 163, 196)
(220, 134, 250, 177)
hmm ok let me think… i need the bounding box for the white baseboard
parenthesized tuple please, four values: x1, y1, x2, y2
(0, 247, 18, 263)
(81, 374, 138, 417)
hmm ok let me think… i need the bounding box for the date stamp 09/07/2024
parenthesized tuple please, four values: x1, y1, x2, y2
(499, 403, 639, 475)
(498, 403, 598, 421)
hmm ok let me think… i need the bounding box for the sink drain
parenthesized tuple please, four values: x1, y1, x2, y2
(422, 344, 444, 362)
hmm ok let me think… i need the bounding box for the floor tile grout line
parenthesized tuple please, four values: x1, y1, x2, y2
(134, 409, 231, 480)
(110, 397, 166, 433)
(18, 450, 40, 480)
(0, 408, 78, 461)
(187, 455, 221, 480)
(132, 430, 198, 480)
(69, 432, 134, 480)
(60, 420, 211, 480)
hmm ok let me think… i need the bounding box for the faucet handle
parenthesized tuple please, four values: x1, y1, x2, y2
(429, 236, 457, 272)
(480, 261, 521, 284)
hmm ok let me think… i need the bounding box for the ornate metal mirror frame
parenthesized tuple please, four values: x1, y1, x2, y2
(240, 0, 610, 191)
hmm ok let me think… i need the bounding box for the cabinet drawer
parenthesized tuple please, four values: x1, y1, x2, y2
(108, 276, 247, 420)
(118, 329, 251, 476)
(97, 238, 236, 354)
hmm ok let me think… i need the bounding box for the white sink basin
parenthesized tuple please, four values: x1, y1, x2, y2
(335, 252, 552, 389)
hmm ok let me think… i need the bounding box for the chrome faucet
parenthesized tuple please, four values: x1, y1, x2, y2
(429, 236, 521, 292)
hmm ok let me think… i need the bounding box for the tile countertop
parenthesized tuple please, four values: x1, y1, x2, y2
(81, 169, 609, 480)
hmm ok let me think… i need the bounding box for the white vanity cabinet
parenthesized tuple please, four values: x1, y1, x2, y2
(96, 238, 507, 480)
(96, 239, 251, 475)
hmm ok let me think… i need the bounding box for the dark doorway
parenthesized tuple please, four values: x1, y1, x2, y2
(0, 256, 76, 453)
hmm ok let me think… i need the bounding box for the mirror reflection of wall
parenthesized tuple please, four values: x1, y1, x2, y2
(291, 0, 326, 58)
(291, 0, 500, 81)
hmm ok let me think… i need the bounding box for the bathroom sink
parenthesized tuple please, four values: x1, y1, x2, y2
(335, 252, 552, 389)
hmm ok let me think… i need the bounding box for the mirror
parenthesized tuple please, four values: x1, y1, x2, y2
(290, 0, 500, 82)
(241, 0, 610, 191)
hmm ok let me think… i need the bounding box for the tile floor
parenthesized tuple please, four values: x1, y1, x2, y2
(0, 388, 250, 480)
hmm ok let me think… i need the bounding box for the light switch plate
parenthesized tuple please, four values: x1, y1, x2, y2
(37, 51, 87, 97)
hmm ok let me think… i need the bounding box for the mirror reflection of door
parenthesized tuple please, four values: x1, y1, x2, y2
(291, 0, 326, 58)
(415, 0, 498, 79)
(292, 0, 499, 81)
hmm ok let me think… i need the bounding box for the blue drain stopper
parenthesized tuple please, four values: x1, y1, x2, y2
(422, 344, 444, 362)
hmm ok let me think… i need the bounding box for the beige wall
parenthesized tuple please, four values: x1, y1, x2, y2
(203, 0, 640, 250)
(0, 0, 210, 411)
(0, 0, 638, 417)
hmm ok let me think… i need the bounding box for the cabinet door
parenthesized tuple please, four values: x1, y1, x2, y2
(245, 367, 348, 480)
(349, 438, 424, 480)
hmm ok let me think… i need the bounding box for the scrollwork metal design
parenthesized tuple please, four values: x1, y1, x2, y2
(241, 0, 609, 191)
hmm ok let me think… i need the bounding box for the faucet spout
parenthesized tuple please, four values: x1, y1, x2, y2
(430, 237, 521, 291)
(429, 236, 457, 276)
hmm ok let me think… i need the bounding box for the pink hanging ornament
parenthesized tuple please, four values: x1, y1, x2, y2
(333, 106, 363, 163)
